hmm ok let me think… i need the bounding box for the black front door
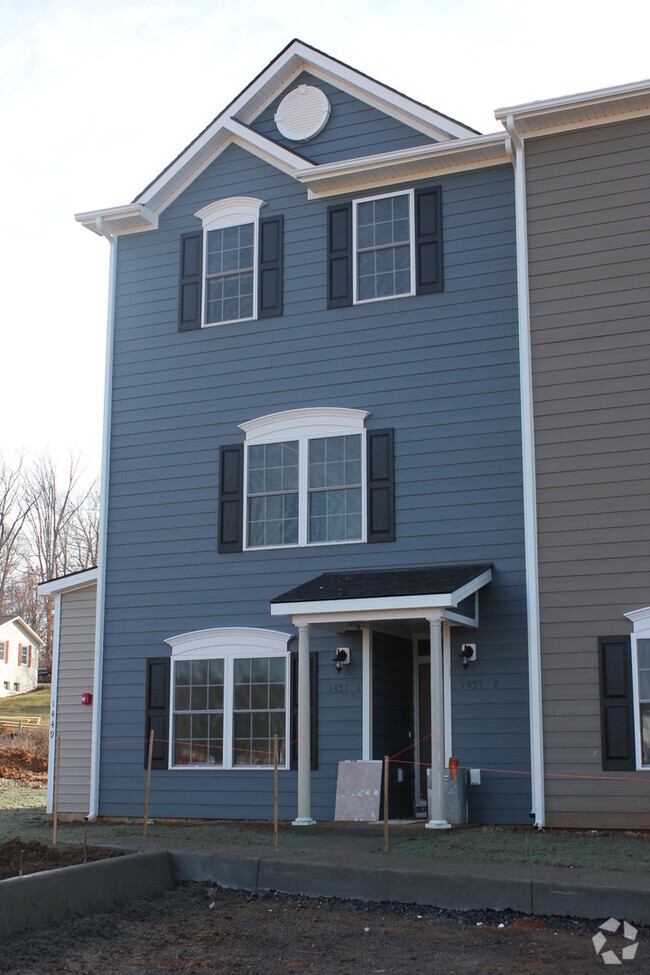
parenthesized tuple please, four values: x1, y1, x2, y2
(372, 631, 414, 818)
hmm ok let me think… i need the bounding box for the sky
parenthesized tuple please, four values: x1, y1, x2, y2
(1, 0, 649, 477)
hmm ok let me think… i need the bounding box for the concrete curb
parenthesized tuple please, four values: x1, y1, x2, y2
(0, 851, 176, 938)
(170, 851, 650, 925)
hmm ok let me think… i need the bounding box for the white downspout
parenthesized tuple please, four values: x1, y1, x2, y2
(505, 118, 545, 828)
(87, 216, 116, 820)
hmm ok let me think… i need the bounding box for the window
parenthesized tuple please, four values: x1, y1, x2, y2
(355, 191, 413, 302)
(13, 683, 19, 692)
(178, 197, 283, 332)
(241, 409, 368, 549)
(0, 642, 5, 662)
(625, 606, 650, 768)
(327, 186, 442, 308)
(20, 645, 29, 666)
(3, 682, 8, 691)
(637, 639, 650, 767)
(166, 628, 291, 770)
(195, 198, 263, 327)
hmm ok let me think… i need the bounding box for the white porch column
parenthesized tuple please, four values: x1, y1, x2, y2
(426, 615, 450, 829)
(293, 622, 316, 826)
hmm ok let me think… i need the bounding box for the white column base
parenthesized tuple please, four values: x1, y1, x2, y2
(425, 819, 451, 830)
(292, 816, 317, 827)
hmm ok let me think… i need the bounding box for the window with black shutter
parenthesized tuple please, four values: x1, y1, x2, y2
(145, 657, 170, 769)
(598, 636, 635, 771)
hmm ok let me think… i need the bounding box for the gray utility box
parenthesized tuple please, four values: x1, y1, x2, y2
(427, 767, 469, 824)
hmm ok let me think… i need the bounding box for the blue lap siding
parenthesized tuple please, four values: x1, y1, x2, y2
(101, 136, 529, 823)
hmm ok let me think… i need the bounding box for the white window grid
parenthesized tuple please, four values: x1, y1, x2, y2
(352, 188, 416, 305)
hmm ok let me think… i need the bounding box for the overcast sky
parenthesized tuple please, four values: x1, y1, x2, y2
(2, 0, 649, 476)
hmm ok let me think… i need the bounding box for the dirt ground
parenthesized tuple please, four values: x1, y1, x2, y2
(0, 745, 47, 784)
(0, 837, 115, 880)
(2, 882, 644, 975)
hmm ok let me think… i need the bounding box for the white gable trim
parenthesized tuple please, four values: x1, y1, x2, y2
(39, 568, 98, 597)
(231, 41, 476, 142)
(0, 616, 45, 647)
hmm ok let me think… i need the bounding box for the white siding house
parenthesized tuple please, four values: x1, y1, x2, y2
(0, 616, 44, 698)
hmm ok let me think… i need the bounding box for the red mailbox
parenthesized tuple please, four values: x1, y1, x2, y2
(81, 692, 93, 705)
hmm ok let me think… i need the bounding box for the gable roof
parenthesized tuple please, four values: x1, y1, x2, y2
(76, 39, 492, 237)
(0, 615, 45, 647)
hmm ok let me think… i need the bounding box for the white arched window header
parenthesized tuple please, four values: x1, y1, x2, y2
(165, 626, 292, 659)
(239, 407, 370, 445)
(195, 197, 266, 229)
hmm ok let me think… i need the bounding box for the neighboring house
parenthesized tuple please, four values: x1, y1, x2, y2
(495, 82, 650, 828)
(73, 40, 531, 827)
(0, 616, 44, 698)
(38, 569, 97, 817)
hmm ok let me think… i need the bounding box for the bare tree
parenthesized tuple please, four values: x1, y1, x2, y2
(0, 455, 32, 608)
(3, 566, 48, 659)
(25, 454, 94, 582)
(72, 483, 100, 570)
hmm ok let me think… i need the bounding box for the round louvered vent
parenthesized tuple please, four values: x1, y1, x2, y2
(274, 85, 331, 142)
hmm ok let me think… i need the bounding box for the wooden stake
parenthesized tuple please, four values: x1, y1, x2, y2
(52, 735, 61, 847)
(273, 734, 278, 849)
(143, 728, 154, 837)
(383, 755, 389, 854)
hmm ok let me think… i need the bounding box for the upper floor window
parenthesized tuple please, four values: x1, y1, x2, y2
(196, 198, 264, 327)
(20, 645, 29, 666)
(241, 408, 368, 550)
(179, 198, 283, 332)
(218, 409, 395, 554)
(354, 191, 414, 303)
(327, 185, 442, 310)
(0, 642, 5, 663)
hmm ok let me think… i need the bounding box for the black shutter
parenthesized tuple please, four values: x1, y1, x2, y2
(367, 428, 395, 543)
(598, 636, 635, 771)
(258, 215, 283, 319)
(218, 444, 243, 553)
(415, 187, 443, 295)
(179, 232, 202, 331)
(327, 203, 352, 308)
(145, 657, 170, 769)
(290, 652, 318, 771)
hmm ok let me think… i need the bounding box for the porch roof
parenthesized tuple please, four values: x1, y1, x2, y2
(270, 563, 492, 623)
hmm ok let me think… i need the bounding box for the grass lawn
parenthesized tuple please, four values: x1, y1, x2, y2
(0, 784, 649, 873)
(0, 685, 51, 722)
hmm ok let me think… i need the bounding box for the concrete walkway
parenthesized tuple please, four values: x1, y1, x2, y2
(108, 826, 650, 927)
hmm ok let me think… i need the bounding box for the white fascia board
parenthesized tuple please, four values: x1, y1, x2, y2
(271, 593, 456, 618)
(496, 77, 650, 121)
(496, 80, 650, 139)
(84, 126, 312, 235)
(75, 205, 157, 237)
(280, 607, 445, 627)
(297, 133, 509, 198)
(450, 569, 492, 605)
(443, 609, 478, 628)
(38, 568, 98, 597)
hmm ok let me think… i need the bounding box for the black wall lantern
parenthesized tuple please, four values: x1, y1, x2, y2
(459, 643, 477, 670)
(333, 647, 350, 673)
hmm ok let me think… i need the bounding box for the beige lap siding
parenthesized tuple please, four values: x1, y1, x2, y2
(526, 115, 650, 828)
(55, 585, 96, 815)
